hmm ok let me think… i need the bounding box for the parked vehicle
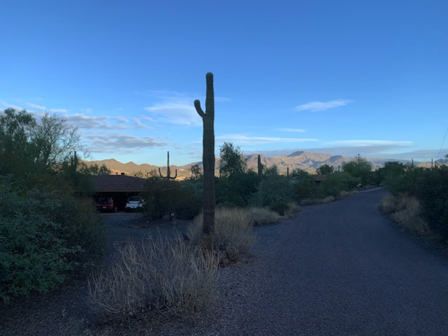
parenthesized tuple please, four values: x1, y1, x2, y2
(96, 197, 117, 212)
(125, 196, 144, 212)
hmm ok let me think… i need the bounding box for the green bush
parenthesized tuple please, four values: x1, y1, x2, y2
(250, 176, 295, 215)
(414, 166, 448, 237)
(143, 178, 202, 220)
(318, 172, 360, 197)
(0, 177, 106, 302)
(215, 171, 258, 207)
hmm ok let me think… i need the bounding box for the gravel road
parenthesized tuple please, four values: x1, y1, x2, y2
(2, 189, 448, 335)
(169, 188, 448, 336)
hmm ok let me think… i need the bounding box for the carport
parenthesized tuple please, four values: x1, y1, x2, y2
(91, 174, 147, 211)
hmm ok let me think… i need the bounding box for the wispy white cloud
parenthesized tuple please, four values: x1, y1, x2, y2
(145, 103, 201, 126)
(331, 140, 412, 147)
(64, 114, 133, 130)
(133, 118, 149, 129)
(49, 108, 68, 113)
(277, 128, 306, 133)
(295, 99, 352, 112)
(216, 134, 318, 145)
(27, 103, 46, 111)
(143, 89, 229, 126)
(85, 133, 168, 153)
(1, 101, 24, 111)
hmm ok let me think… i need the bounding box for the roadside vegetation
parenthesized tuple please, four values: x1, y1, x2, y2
(0, 108, 108, 303)
(379, 161, 448, 242)
(4, 107, 414, 332)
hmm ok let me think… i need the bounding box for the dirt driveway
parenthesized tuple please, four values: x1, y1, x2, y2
(100, 212, 192, 258)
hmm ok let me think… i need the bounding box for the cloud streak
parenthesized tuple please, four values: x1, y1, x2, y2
(277, 128, 306, 133)
(85, 134, 168, 153)
(216, 134, 318, 145)
(295, 100, 352, 112)
(145, 103, 201, 126)
(330, 140, 413, 147)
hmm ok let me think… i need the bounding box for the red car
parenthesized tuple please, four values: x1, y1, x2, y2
(96, 197, 117, 212)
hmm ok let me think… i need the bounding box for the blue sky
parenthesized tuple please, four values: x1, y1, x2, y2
(1, 0, 447, 166)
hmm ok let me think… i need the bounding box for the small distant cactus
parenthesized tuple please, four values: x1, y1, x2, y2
(258, 154, 263, 180)
(159, 151, 177, 180)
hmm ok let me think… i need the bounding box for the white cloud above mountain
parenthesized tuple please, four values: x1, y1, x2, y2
(295, 100, 352, 112)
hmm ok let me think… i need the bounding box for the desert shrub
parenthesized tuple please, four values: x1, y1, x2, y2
(380, 194, 397, 214)
(248, 207, 282, 226)
(282, 202, 302, 218)
(383, 165, 424, 196)
(87, 236, 218, 324)
(381, 193, 433, 237)
(414, 166, 448, 237)
(143, 178, 202, 220)
(172, 187, 202, 220)
(339, 190, 358, 199)
(0, 177, 106, 302)
(215, 171, 258, 207)
(322, 196, 336, 203)
(251, 176, 295, 215)
(188, 208, 256, 259)
(299, 198, 324, 206)
(143, 178, 178, 220)
(318, 172, 360, 197)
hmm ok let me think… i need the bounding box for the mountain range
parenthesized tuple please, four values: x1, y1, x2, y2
(85, 151, 406, 179)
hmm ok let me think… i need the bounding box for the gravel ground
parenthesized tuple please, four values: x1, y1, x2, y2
(160, 188, 448, 335)
(2, 189, 448, 335)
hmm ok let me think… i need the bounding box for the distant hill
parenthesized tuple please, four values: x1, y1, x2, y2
(85, 151, 401, 179)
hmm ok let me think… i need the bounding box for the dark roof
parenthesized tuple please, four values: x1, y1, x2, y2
(91, 175, 147, 192)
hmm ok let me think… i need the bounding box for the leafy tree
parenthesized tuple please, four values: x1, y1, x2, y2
(414, 166, 448, 237)
(0, 108, 82, 177)
(219, 142, 247, 177)
(216, 170, 258, 207)
(263, 164, 279, 179)
(316, 164, 334, 175)
(342, 157, 372, 185)
(290, 169, 315, 200)
(319, 172, 360, 197)
(80, 163, 111, 175)
(190, 164, 203, 180)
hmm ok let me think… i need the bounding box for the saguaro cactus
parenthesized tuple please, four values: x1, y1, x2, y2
(194, 72, 215, 249)
(159, 151, 177, 179)
(257, 154, 263, 181)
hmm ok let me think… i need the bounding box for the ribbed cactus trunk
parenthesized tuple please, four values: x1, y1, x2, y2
(257, 154, 263, 181)
(194, 72, 215, 249)
(159, 151, 177, 179)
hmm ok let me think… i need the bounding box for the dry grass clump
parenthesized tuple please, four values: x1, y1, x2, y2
(299, 198, 324, 206)
(380, 194, 397, 214)
(339, 190, 358, 199)
(381, 194, 434, 237)
(282, 202, 302, 218)
(87, 235, 218, 325)
(188, 207, 256, 261)
(249, 207, 282, 226)
(322, 196, 336, 203)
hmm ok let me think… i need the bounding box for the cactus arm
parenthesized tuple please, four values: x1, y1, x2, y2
(159, 151, 177, 180)
(194, 100, 205, 118)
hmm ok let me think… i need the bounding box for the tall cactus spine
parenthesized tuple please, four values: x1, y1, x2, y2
(257, 154, 263, 181)
(159, 151, 177, 179)
(194, 72, 216, 249)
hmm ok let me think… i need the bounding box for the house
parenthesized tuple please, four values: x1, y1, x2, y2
(91, 173, 147, 210)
